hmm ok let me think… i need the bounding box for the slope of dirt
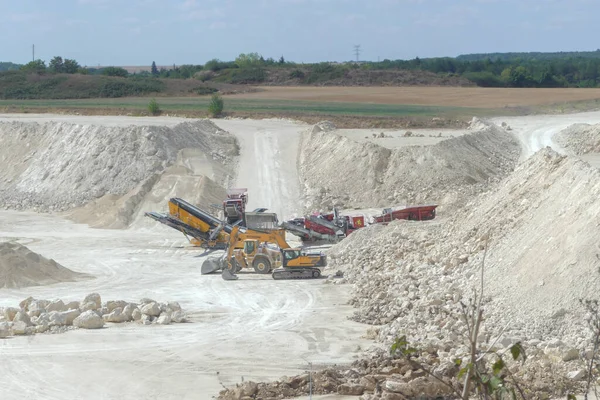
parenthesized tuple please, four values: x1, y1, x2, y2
(326, 148, 600, 350)
(0, 242, 91, 288)
(555, 123, 600, 155)
(298, 118, 520, 212)
(0, 120, 238, 223)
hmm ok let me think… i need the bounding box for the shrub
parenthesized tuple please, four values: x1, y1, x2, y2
(101, 67, 129, 77)
(193, 86, 218, 95)
(208, 93, 224, 117)
(289, 69, 305, 79)
(229, 67, 266, 84)
(148, 98, 160, 115)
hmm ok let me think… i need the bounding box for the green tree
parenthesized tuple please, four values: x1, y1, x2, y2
(63, 59, 80, 74)
(279, 55, 285, 64)
(49, 56, 64, 73)
(101, 67, 129, 77)
(151, 61, 158, 76)
(20, 59, 46, 73)
(235, 53, 262, 68)
(148, 98, 160, 115)
(208, 93, 224, 117)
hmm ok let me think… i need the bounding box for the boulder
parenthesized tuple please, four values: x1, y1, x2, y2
(141, 302, 161, 317)
(61, 309, 81, 326)
(36, 323, 49, 334)
(28, 300, 50, 317)
(172, 310, 187, 323)
(65, 301, 80, 310)
(106, 300, 128, 313)
(32, 313, 50, 326)
(73, 310, 105, 329)
(122, 304, 136, 321)
(157, 313, 171, 325)
(46, 299, 66, 313)
(0, 322, 12, 338)
(132, 308, 142, 321)
(337, 384, 365, 395)
(562, 348, 580, 362)
(80, 301, 98, 312)
(141, 314, 153, 325)
(139, 298, 155, 305)
(13, 311, 32, 326)
(3, 307, 20, 321)
(82, 293, 101, 310)
(167, 301, 182, 312)
(567, 370, 586, 380)
(12, 321, 29, 335)
(48, 311, 68, 327)
(19, 296, 35, 310)
(103, 307, 127, 323)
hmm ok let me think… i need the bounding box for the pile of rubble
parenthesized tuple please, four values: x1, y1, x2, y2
(0, 241, 91, 288)
(0, 120, 238, 212)
(0, 292, 187, 337)
(555, 123, 600, 155)
(319, 148, 600, 394)
(298, 118, 520, 212)
(218, 348, 581, 399)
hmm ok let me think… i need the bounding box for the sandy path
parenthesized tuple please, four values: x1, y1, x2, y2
(493, 111, 600, 160)
(213, 119, 308, 220)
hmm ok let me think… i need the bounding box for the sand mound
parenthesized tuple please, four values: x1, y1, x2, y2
(555, 123, 600, 155)
(327, 148, 600, 350)
(298, 118, 520, 212)
(0, 242, 91, 289)
(0, 120, 238, 214)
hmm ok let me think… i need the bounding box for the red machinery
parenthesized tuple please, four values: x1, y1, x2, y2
(223, 188, 248, 226)
(284, 205, 437, 243)
(373, 205, 437, 223)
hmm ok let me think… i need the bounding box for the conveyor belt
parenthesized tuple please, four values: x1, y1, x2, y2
(170, 197, 234, 234)
(144, 212, 227, 249)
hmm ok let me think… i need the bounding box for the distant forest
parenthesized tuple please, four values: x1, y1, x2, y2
(4, 50, 600, 92)
(456, 50, 600, 61)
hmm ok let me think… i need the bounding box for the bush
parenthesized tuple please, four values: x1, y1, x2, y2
(148, 98, 160, 115)
(208, 93, 224, 117)
(229, 67, 266, 84)
(193, 86, 218, 95)
(463, 72, 505, 87)
(289, 69, 305, 79)
(101, 67, 129, 77)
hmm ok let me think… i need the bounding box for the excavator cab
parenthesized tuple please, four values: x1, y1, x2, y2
(243, 240, 257, 256)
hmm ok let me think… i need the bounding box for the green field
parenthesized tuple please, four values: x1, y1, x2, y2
(0, 97, 495, 117)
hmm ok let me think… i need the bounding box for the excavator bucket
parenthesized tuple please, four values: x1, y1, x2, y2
(201, 257, 223, 275)
(221, 268, 238, 280)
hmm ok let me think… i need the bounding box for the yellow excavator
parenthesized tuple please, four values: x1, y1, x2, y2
(201, 225, 327, 280)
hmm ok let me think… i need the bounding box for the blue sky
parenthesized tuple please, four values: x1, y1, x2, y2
(0, 0, 598, 67)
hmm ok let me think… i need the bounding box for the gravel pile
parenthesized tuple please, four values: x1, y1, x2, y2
(319, 148, 600, 394)
(0, 120, 238, 212)
(0, 242, 91, 288)
(555, 123, 600, 155)
(298, 118, 520, 213)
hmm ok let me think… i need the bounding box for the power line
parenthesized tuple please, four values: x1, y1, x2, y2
(353, 44, 361, 62)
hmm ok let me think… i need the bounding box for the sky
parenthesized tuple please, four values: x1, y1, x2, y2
(0, 0, 599, 67)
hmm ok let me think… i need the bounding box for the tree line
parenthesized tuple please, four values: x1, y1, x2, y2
(4, 51, 600, 88)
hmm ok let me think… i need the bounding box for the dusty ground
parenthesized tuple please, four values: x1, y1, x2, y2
(230, 86, 600, 108)
(335, 128, 468, 149)
(1, 110, 600, 400)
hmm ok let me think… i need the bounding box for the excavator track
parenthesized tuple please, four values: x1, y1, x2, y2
(271, 267, 322, 280)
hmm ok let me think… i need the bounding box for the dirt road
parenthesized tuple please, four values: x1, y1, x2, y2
(493, 111, 600, 166)
(215, 119, 308, 220)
